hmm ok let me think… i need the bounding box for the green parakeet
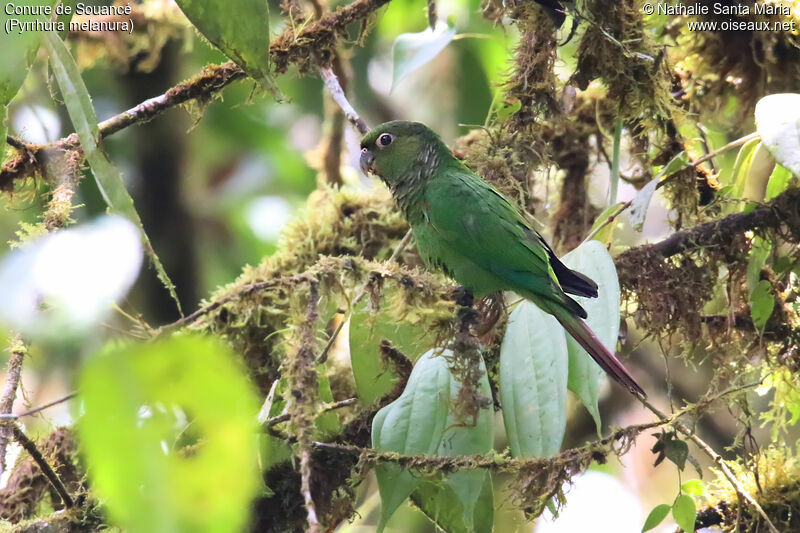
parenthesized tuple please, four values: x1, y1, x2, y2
(360, 121, 644, 396)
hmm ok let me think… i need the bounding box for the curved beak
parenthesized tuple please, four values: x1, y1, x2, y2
(359, 148, 374, 175)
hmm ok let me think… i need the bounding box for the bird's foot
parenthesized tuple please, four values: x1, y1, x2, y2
(452, 286, 474, 308)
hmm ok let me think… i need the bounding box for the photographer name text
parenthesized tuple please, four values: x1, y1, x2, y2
(641, 2, 796, 31)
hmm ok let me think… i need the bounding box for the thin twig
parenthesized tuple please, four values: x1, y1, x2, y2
(316, 229, 413, 363)
(264, 397, 357, 429)
(0, 338, 25, 475)
(9, 424, 74, 508)
(319, 67, 368, 134)
(582, 199, 632, 244)
(12, 391, 78, 419)
(655, 131, 761, 191)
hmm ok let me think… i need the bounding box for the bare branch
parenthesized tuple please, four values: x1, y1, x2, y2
(0, 338, 25, 475)
(264, 397, 357, 430)
(319, 67, 368, 134)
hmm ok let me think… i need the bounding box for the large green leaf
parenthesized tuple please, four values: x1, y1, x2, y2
(755, 93, 800, 177)
(392, 22, 456, 90)
(372, 348, 494, 532)
(43, 32, 182, 313)
(175, 0, 274, 90)
(79, 336, 260, 533)
(423, 353, 493, 533)
(349, 290, 436, 404)
(562, 240, 621, 433)
(500, 300, 568, 457)
(372, 349, 452, 531)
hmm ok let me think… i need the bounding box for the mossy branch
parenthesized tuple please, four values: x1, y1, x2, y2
(0, 338, 25, 476)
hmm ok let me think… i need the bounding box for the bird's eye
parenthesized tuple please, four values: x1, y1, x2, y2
(377, 133, 394, 148)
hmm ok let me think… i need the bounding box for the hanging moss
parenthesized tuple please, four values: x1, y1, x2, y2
(572, 0, 677, 136)
(670, 0, 800, 121)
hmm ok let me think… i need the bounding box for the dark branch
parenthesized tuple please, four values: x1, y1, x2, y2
(10, 425, 74, 509)
(622, 188, 800, 260)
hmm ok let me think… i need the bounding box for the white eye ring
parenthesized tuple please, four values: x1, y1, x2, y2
(376, 133, 394, 148)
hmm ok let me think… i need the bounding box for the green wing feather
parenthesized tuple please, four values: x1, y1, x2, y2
(415, 165, 576, 312)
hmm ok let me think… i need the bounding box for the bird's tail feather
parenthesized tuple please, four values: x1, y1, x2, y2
(553, 309, 645, 397)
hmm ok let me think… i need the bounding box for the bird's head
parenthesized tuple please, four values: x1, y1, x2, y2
(360, 121, 448, 188)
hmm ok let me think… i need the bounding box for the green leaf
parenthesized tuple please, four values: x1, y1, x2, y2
(628, 151, 689, 230)
(729, 138, 761, 199)
(494, 99, 522, 122)
(373, 349, 494, 532)
(562, 241, 621, 434)
(672, 494, 697, 533)
(765, 163, 794, 201)
(411, 473, 494, 533)
(641, 503, 671, 532)
(175, 0, 274, 91)
(500, 300, 568, 457)
(79, 336, 260, 533)
(392, 22, 457, 90)
(750, 279, 775, 330)
(429, 354, 493, 532)
(43, 32, 182, 314)
(746, 236, 772, 295)
(664, 437, 689, 470)
(349, 290, 436, 404)
(755, 93, 800, 177)
(372, 349, 452, 531)
(680, 479, 706, 496)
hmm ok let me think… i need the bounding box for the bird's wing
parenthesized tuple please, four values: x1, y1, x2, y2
(423, 166, 568, 304)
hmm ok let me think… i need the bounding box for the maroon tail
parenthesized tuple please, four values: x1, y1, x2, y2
(555, 312, 646, 397)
